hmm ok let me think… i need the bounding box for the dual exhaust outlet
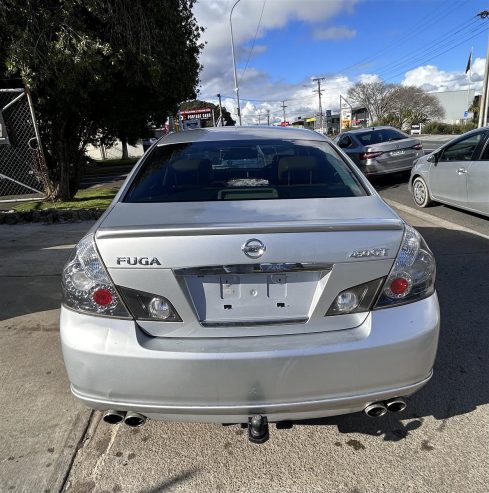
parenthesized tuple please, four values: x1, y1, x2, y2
(102, 410, 146, 427)
(103, 398, 406, 429)
(364, 398, 407, 418)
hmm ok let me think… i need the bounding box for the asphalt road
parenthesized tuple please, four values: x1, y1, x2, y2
(1, 194, 489, 492)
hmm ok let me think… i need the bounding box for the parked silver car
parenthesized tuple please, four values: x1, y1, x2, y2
(335, 126, 423, 176)
(410, 127, 489, 216)
(61, 127, 439, 443)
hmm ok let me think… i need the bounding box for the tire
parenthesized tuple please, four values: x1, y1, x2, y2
(412, 176, 433, 208)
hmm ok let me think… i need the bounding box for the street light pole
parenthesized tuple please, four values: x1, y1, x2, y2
(478, 10, 489, 127)
(230, 0, 242, 125)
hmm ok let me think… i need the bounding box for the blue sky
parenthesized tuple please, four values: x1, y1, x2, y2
(194, 0, 488, 123)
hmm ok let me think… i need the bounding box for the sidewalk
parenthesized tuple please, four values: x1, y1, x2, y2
(0, 222, 93, 492)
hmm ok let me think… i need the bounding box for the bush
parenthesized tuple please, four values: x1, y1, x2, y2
(422, 121, 477, 135)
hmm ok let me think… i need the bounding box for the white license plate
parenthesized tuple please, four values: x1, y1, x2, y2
(390, 150, 405, 156)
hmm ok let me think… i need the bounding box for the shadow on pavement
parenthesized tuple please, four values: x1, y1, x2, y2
(141, 468, 201, 493)
(0, 223, 92, 321)
(298, 226, 489, 441)
(369, 170, 411, 191)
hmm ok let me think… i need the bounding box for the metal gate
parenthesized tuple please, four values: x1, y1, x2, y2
(0, 88, 50, 202)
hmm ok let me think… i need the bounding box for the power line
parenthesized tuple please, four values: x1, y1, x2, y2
(376, 17, 481, 79)
(336, 0, 472, 76)
(384, 26, 488, 82)
(239, 0, 267, 83)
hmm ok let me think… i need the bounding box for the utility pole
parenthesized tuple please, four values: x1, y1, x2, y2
(266, 109, 270, 126)
(312, 77, 326, 132)
(478, 10, 489, 127)
(217, 93, 224, 126)
(281, 100, 287, 123)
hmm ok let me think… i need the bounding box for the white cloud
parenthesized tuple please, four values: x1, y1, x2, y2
(358, 73, 382, 84)
(211, 74, 354, 126)
(193, 1, 482, 126)
(401, 59, 484, 92)
(193, 0, 358, 98)
(313, 26, 356, 41)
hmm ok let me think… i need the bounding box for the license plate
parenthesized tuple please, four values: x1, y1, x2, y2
(185, 272, 321, 322)
(390, 150, 405, 156)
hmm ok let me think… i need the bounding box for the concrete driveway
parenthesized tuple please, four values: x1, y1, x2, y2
(1, 207, 489, 492)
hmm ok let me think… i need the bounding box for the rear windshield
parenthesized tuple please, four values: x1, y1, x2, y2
(355, 129, 407, 146)
(123, 139, 367, 203)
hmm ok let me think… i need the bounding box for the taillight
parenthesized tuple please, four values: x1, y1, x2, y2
(326, 278, 385, 316)
(326, 225, 436, 315)
(117, 286, 182, 322)
(62, 234, 130, 317)
(412, 143, 423, 150)
(374, 225, 436, 309)
(360, 151, 383, 160)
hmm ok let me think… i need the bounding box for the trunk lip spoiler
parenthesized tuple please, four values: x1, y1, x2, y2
(96, 219, 404, 239)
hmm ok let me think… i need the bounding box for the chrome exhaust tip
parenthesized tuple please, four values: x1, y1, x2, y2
(103, 410, 126, 425)
(386, 398, 407, 413)
(364, 402, 388, 418)
(124, 411, 146, 428)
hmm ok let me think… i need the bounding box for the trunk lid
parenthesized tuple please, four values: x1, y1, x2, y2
(365, 138, 422, 167)
(96, 197, 403, 338)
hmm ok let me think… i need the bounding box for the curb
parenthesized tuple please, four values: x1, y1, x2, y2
(0, 208, 105, 225)
(384, 199, 489, 242)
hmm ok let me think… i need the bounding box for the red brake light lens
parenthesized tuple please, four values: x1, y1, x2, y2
(389, 277, 409, 295)
(360, 151, 383, 160)
(92, 288, 113, 306)
(412, 144, 423, 150)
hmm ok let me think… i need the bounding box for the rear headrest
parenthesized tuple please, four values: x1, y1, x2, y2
(278, 156, 317, 183)
(168, 158, 212, 187)
(171, 159, 208, 172)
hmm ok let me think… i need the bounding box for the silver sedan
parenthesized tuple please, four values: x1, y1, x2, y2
(335, 126, 423, 176)
(410, 127, 489, 217)
(60, 126, 439, 444)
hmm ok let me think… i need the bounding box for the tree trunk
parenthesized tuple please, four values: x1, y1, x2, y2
(45, 124, 82, 201)
(121, 137, 129, 160)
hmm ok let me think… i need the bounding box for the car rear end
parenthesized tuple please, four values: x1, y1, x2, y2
(354, 128, 423, 175)
(60, 128, 439, 428)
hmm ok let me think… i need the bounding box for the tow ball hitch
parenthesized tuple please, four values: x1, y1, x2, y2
(248, 415, 269, 444)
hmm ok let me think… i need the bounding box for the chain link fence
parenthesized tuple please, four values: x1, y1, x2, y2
(0, 88, 50, 202)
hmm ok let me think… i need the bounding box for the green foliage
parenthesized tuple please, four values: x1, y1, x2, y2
(0, 0, 203, 199)
(422, 121, 477, 135)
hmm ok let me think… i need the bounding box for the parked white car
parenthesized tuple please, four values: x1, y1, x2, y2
(410, 127, 489, 216)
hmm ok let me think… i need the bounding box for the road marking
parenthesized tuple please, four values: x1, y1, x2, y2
(384, 199, 489, 241)
(42, 244, 76, 250)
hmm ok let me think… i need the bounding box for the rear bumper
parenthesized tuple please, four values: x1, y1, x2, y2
(360, 151, 423, 175)
(60, 293, 440, 423)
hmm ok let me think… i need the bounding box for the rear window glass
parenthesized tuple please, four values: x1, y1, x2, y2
(123, 139, 367, 203)
(356, 129, 407, 146)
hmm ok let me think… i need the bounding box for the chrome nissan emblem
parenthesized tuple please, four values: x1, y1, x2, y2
(242, 239, 266, 259)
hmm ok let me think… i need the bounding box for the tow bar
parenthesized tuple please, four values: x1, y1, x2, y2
(248, 415, 269, 444)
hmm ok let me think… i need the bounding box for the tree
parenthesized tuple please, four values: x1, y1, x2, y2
(383, 86, 445, 129)
(469, 95, 480, 123)
(0, 0, 203, 200)
(180, 100, 236, 127)
(347, 81, 396, 122)
(348, 81, 445, 129)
